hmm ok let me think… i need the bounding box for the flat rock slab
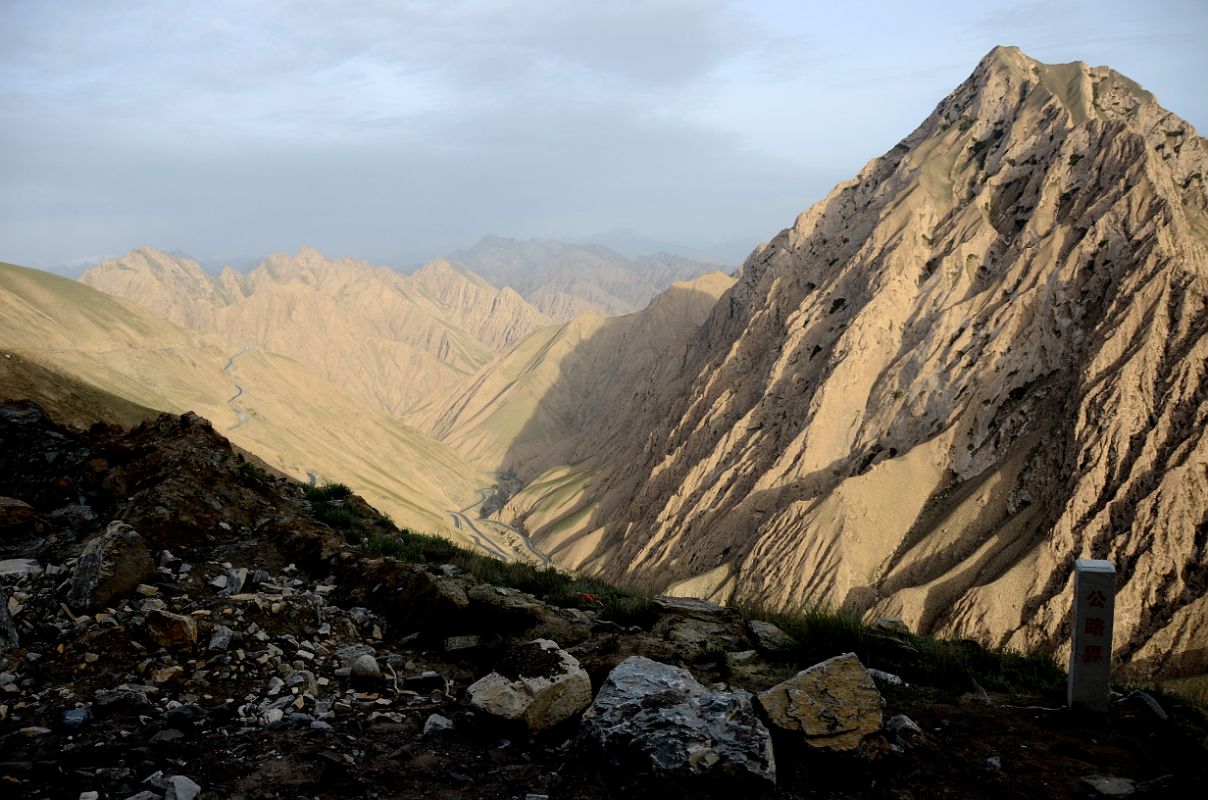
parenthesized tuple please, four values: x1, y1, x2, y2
(580, 655, 775, 784)
(757, 652, 883, 751)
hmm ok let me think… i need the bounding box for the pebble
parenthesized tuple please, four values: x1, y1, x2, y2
(164, 775, 202, 800)
(350, 654, 383, 683)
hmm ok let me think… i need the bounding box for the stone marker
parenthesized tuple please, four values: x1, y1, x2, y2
(1068, 559, 1115, 712)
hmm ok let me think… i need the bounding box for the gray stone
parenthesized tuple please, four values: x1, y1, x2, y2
(423, 713, 454, 735)
(208, 625, 233, 652)
(580, 655, 775, 784)
(164, 776, 202, 800)
(873, 617, 911, 637)
(868, 668, 905, 687)
(0, 558, 41, 579)
(756, 652, 884, 752)
(66, 521, 155, 609)
(350, 653, 383, 683)
(467, 639, 592, 732)
(748, 620, 795, 655)
(885, 713, 923, 742)
(1080, 775, 1136, 796)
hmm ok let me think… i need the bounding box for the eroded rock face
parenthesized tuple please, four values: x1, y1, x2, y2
(580, 655, 775, 784)
(66, 521, 154, 610)
(757, 653, 883, 751)
(466, 639, 591, 731)
(501, 46, 1208, 679)
(649, 596, 746, 653)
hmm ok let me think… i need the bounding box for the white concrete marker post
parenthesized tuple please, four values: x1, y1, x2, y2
(1068, 559, 1116, 712)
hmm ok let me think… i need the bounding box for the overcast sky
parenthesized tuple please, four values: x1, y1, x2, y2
(2, 0, 1205, 271)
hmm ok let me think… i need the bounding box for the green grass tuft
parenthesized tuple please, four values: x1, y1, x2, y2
(306, 482, 353, 502)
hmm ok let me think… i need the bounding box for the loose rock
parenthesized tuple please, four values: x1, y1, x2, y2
(467, 639, 592, 732)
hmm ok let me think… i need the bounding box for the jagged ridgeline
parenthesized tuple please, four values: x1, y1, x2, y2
(494, 47, 1207, 679)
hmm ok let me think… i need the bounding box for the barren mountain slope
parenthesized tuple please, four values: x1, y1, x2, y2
(0, 261, 487, 538)
(501, 47, 1208, 678)
(412, 272, 735, 478)
(449, 235, 724, 321)
(83, 247, 549, 415)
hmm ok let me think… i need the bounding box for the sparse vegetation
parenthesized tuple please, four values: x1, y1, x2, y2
(305, 482, 353, 502)
(958, 115, 974, 132)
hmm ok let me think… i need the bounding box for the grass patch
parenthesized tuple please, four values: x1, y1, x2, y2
(314, 502, 359, 530)
(739, 601, 1064, 696)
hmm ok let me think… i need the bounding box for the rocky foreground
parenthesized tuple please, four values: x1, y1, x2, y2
(1, 402, 1206, 799)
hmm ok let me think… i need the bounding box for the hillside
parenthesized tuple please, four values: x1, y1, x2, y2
(494, 47, 1208, 679)
(81, 247, 552, 416)
(0, 261, 488, 539)
(448, 235, 725, 321)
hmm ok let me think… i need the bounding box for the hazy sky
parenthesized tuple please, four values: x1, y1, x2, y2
(2, 0, 1205, 270)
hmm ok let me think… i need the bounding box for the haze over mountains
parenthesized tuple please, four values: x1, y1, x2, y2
(3, 47, 1206, 680)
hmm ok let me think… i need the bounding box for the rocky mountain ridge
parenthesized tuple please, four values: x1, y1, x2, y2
(488, 47, 1208, 679)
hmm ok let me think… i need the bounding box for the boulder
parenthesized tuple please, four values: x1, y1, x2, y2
(467, 639, 592, 732)
(580, 655, 775, 784)
(66, 521, 155, 609)
(145, 609, 198, 649)
(650, 596, 745, 653)
(756, 652, 883, 751)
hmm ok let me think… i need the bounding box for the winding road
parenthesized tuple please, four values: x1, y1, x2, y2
(223, 347, 250, 430)
(448, 482, 550, 565)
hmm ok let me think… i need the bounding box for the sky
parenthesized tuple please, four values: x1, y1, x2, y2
(2, 0, 1206, 271)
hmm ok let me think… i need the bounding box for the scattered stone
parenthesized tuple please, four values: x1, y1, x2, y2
(0, 496, 36, 532)
(580, 655, 775, 784)
(403, 671, 448, 694)
(123, 792, 158, 800)
(756, 652, 884, 752)
(66, 521, 155, 609)
(467, 639, 592, 732)
(985, 755, 1002, 771)
(165, 775, 202, 800)
(79, 792, 100, 800)
(165, 704, 208, 729)
(60, 706, 92, 730)
(145, 609, 198, 649)
(424, 713, 454, 735)
(1080, 775, 1136, 796)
